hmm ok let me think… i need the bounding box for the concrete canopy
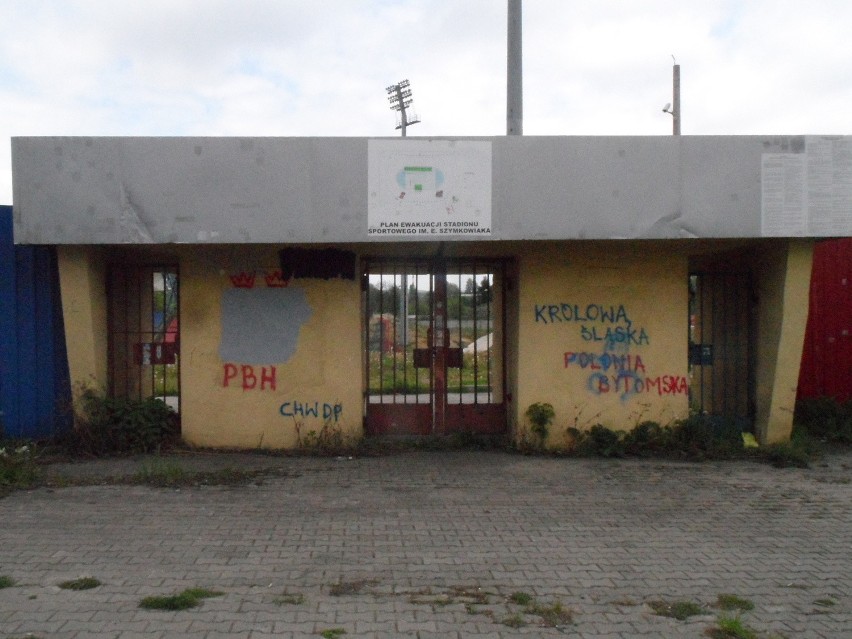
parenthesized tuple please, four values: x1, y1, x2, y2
(11, 135, 852, 244)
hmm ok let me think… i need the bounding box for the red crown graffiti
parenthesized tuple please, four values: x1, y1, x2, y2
(229, 271, 256, 288)
(264, 270, 290, 288)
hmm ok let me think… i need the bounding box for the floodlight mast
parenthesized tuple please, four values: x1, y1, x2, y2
(386, 79, 420, 137)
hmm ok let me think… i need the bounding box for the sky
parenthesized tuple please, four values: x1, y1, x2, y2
(2, 0, 851, 205)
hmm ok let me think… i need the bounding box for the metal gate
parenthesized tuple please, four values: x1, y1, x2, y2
(364, 258, 506, 437)
(688, 272, 755, 429)
(107, 265, 180, 414)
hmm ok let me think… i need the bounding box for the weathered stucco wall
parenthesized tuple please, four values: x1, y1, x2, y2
(53, 239, 810, 447)
(179, 247, 362, 448)
(754, 240, 814, 443)
(515, 242, 689, 445)
(56, 246, 108, 396)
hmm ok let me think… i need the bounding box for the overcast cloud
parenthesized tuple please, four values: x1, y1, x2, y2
(2, 0, 851, 205)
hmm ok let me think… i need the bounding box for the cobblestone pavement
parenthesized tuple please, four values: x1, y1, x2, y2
(1, 450, 850, 638)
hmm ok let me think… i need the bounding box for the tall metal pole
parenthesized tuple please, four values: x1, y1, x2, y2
(507, 0, 523, 135)
(672, 63, 681, 136)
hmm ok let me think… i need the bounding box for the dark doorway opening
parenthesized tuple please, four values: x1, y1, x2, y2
(689, 271, 755, 430)
(107, 264, 180, 418)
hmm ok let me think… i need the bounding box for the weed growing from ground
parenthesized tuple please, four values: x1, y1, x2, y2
(528, 600, 573, 627)
(793, 396, 852, 444)
(58, 577, 101, 590)
(0, 575, 16, 588)
(525, 402, 555, 444)
(139, 587, 222, 611)
(134, 458, 187, 485)
(0, 442, 39, 491)
(649, 599, 707, 620)
(715, 593, 754, 612)
(812, 597, 837, 607)
(609, 597, 639, 606)
(501, 612, 527, 627)
(72, 389, 178, 455)
(447, 585, 489, 604)
(508, 591, 533, 606)
(706, 615, 758, 639)
(319, 628, 346, 638)
(327, 579, 379, 596)
(273, 592, 305, 605)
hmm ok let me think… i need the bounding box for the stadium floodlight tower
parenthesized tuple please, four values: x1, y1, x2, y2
(386, 79, 421, 137)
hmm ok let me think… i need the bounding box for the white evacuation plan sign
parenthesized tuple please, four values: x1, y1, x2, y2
(367, 139, 492, 238)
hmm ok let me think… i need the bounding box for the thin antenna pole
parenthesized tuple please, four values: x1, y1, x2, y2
(672, 61, 681, 136)
(507, 0, 523, 135)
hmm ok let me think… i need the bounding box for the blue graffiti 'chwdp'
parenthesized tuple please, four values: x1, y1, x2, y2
(279, 401, 343, 422)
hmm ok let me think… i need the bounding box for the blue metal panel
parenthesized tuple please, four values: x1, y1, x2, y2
(0, 205, 71, 439)
(0, 206, 18, 436)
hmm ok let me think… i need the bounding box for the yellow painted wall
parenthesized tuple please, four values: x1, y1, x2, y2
(515, 242, 689, 446)
(54, 239, 814, 448)
(754, 240, 814, 444)
(179, 247, 363, 449)
(56, 246, 108, 397)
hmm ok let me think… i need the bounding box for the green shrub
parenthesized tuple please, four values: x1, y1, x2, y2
(525, 403, 555, 442)
(586, 424, 625, 457)
(72, 390, 177, 455)
(0, 442, 39, 488)
(762, 434, 814, 468)
(666, 414, 744, 459)
(570, 424, 625, 457)
(794, 397, 852, 444)
(622, 421, 667, 456)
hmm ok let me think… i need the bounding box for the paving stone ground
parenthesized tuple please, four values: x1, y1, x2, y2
(1, 450, 850, 638)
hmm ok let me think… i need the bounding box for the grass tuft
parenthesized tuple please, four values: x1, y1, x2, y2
(813, 598, 837, 607)
(139, 587, 222, 611)
(706, 615, 758, 639)
(716, 593, 755, 612)
(501, 612, 527, 628)
(509, 591, 533, 606)
(528, 600, 574, 627)
(327, 579, 379, 596)
(649, 599, 706, 620)
(0, 575, 16, 589)
(273, 592, 305, 605)
(59, 577, 101, 591)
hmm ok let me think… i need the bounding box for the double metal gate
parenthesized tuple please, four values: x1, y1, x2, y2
(364, 258, 507, 437)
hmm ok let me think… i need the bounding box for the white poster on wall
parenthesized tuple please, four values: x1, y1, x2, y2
(367, 139, 492, 238)
(761, 137, 852, 237)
